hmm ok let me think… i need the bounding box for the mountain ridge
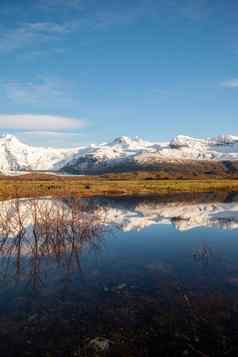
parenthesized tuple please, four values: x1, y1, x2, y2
(1, 133, 238, 175)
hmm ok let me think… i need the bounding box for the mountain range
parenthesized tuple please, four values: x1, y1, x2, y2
(1, 133, 238, 175)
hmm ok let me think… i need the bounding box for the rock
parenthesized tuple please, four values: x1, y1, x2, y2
(116, 284, 127, 290)
(27, 314, 38, 323)
(87, 337, 112, 356)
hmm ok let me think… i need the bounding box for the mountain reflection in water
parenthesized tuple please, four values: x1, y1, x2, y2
(0, 197, 105, 289)
(0, 193, 238, 356)
(93, 194, 238, 231)
(0, 193, 238, 288)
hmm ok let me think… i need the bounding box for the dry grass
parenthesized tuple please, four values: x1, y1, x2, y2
(0, 172, 238, 199)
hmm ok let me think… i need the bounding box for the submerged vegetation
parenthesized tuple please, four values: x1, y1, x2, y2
(0, 197, 105, 289)
(1, 172, 238, 199)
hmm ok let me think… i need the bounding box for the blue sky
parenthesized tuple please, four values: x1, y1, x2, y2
(0, 0, 238, 147)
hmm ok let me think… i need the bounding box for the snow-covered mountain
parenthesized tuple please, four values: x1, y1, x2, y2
(0, 134, 82, 173)
(1, 133, 238, 175)
(62, 134, 238, 174)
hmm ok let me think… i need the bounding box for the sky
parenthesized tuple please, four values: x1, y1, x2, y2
(0, 0, 238, 147)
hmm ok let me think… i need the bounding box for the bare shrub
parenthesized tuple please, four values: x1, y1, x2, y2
(0, 197, 106, 289)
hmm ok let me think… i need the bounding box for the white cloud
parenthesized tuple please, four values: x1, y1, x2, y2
(25, 21, 71, 34)
(221, 79, 238, 88)
(0, 114, 85, 131)
(0, 21, 73, 53)
(3, 78, 74, 105)
(0, 1, 213, 59)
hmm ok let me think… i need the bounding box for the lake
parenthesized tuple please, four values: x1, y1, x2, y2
(1, 192, 238, 356)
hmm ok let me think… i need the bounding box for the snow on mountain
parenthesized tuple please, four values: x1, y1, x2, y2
(135, 134, 238, 164)
(57, 136, 158, 173)
(0, 134, 82, 173)
(95, 199, 238, 232)
(2, 197, 238, 235)
(1, 133, 238, 174)
(109, 136, 153, 150)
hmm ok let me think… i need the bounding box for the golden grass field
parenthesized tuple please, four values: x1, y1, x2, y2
(0, 172, 238, 199)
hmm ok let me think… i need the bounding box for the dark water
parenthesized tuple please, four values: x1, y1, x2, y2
(1, 193, 238, 356)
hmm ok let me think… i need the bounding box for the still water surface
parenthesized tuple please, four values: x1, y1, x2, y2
(0, 193, 238, 356)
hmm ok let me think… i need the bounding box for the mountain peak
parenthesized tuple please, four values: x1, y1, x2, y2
(0, 133, 16, 140)
(110, 135, 149, 148)
(111, 136, 133, 145)
(0, 133, 23, 143)
(212, 134, 238, 145)
(170, 135, 209, 148)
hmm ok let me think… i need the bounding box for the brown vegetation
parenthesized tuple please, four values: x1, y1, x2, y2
(0, 197, 105, 289)
(0, 172, 238, 199)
